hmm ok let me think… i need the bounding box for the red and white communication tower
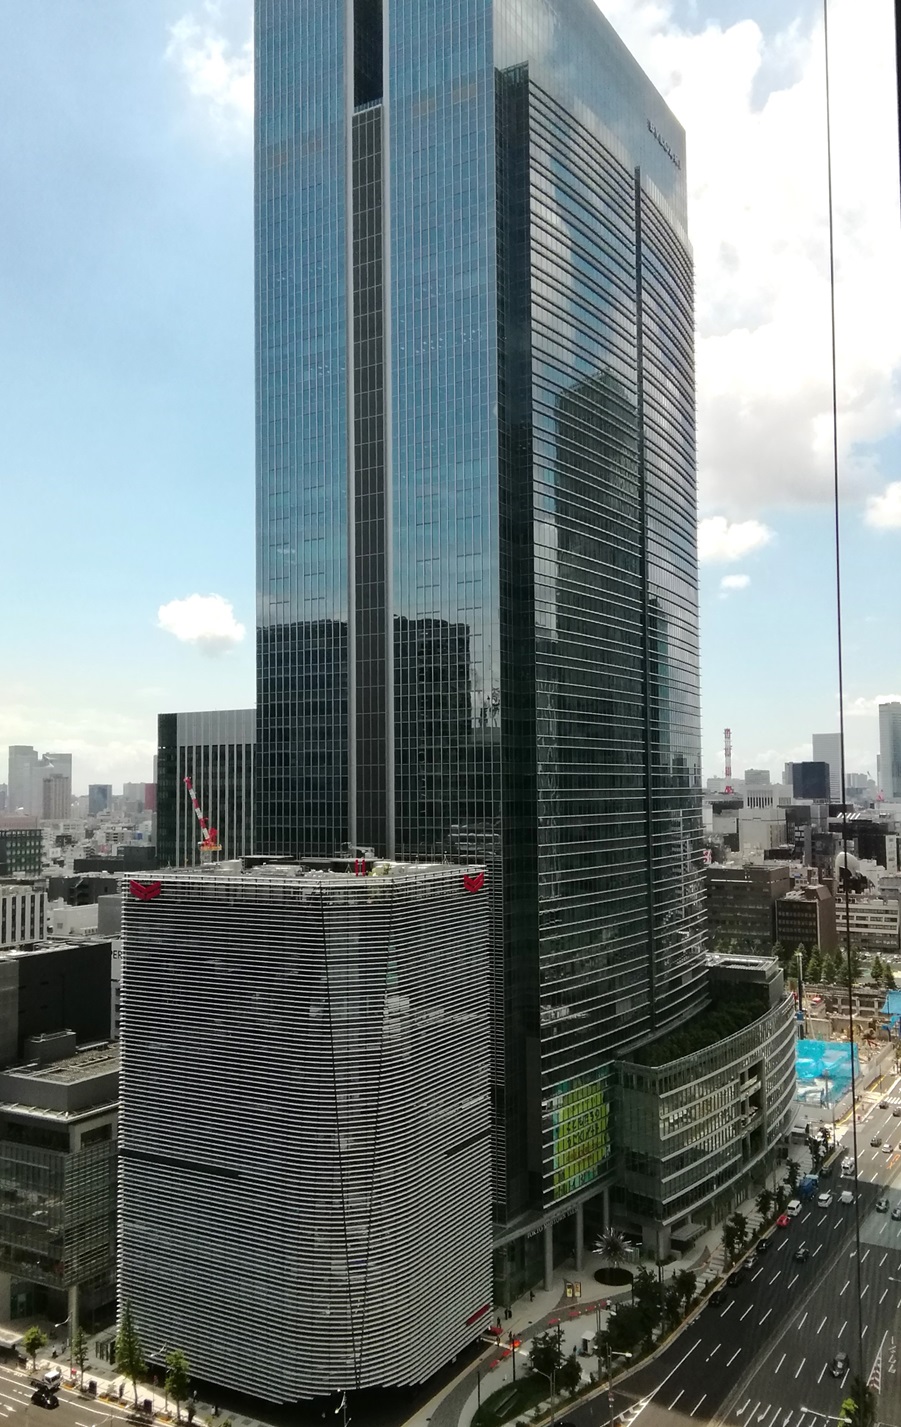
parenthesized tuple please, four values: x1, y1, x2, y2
(183, 776, 221, 860)
(723, 727, 733, 795)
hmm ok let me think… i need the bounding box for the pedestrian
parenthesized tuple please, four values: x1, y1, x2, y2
(529, 1289, 535, 1302)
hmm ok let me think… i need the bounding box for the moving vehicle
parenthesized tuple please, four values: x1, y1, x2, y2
(786, 1199, 802, 1217)
(776, 1213, 791, 1228)
(893, 1107, 901, 1117)
(842, 1158, 854, 1175)
(793, 1246, 810, 1262)
(31, 1372, 61, 1394)
(840, 1189, 854, 1204)
(709, 1287, 726, 1306)
(871, 1133, 883, 1147)
(817, 1191, 833, 1208)
(883, 1142, 894, 1154)
(880, 1099, 890, 1108)
(830, 1351, 850, 1378)
(800, 1175, 819, 1200)
(877, 1197, 890, 1213)
(892, 1205, 901, 1221)
(757, 1236, 770, 1253)
(30, 1390, 58, 1410)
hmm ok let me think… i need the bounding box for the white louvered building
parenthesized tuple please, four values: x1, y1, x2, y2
(120, 860, 492, 1403)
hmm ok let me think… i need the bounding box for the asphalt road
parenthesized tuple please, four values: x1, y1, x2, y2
(561, 1086, 901, 1427)
(0, 1364, 133, 1427)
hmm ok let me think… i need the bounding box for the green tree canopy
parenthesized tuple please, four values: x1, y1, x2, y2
(116, 1301, 146, 1407)
(22, 1326, 47, 1372)
(165, 1349, 190, 1423)
(73, 1327, 90, 1390)
(528, 1330, 565, 1385)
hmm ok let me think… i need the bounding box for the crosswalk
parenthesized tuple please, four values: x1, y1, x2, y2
(736, 1401, 844, 1427)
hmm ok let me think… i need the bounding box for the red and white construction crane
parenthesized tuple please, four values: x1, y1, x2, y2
(183, 776, 220, 859)
(723, 727, 734, 795)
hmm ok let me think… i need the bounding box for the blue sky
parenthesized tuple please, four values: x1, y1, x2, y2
(1, 0, 898, 792)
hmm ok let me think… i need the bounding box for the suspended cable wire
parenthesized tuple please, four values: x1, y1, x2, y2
(822, 0, 865, 1377)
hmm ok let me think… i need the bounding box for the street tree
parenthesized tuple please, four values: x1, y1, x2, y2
(755, 1188, 774, 1222)
(165, 1349, 190, 1424)
(632, 1267, 664, 1345)
(806, 949, 822, 983)
(73, 1327, 90, 1390)
(604, 1306, 645, 1356)
(557, 1354, 582, 1398)
(662, 1282, 682, 1333)
(785, 1159, 802, 1192)
(774, 1183, 789, 1214)
(722, 1220, 738, 1268)
(116, 1300, 146, 1408)
(871, 956, 884, 984)
(22, 1326, 47, 1372)
(885, 964, 897, 991)
(841, 1373, 877, 1427)
(673, 1269, 697, 1314)
(730, 1212, 749, 1253)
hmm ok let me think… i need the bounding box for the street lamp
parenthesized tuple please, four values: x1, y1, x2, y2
(52, 1319, 71, 1372)
(604, 1347, 633, 1427)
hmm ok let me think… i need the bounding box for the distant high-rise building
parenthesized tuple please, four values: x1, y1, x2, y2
(156, 710, 254, 867)
(7, 746, 39, 816)
(792, 762, 830, 801)
(120, 861, 491, 1402)
(253, 0, 708, 1255)
(812, 733, 843, 801)
(88, 785, 113, 818)
(0, 828, 42, 878)
(879, 702, 901, 801)
(41, 773, 71, 820)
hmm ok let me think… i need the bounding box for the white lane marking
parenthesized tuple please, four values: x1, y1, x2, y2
(758, 1404, 771, 1422)
(776, 1238, 788, 1252)
(789, 1275, 799, 1289)
(795, 1357, 807, 1378)
(670, 1389, 685, 1410)
(741, 1305, 753, 1321)
(802, 1212, 811, 1223)
(839, 1319, 848, 1335)
(690, 1395, 707, 1417)
(818, 1315, 828, 1333)
(708, 1344, 721, 1359)
(881, 1288, 889, 1304)
(863, 1324, 869, 1339)
(862, 1248, 871, 1262)
(880, 1222, 888, 1235)
(769, 1272, 781, 1285)
(840, 1279, 850, 1295)
(760, 1308, 772, 1325)
(768, 1407, 781, 1427)
(722, 1301, 735, 1316)
(799, 1311, 809, 1329)
(862, 1283, 870, 1298)
(813, 1244, 823, 1257)
(881, 1252, 889, 1265)
(753, 1268, 765, 1281)
(737, 1400, 752, 1417)
(727, 1347, 742, 1367)
(818, 1363, 827, 1383)
(775, 1353, 786, 1374)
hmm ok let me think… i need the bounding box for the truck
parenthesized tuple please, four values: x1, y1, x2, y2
(799, 1174, 819, 1200)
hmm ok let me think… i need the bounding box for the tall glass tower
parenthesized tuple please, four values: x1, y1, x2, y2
(255, 0, 708, 1240)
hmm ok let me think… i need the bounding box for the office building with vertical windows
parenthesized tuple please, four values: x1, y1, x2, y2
(156, 709, 255, 867)
(254, 0, 713, 1301)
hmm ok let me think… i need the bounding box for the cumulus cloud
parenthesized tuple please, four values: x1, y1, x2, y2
(166, 3, 252, 141)
(157, 594, 246, 655)
(719, 573, 750, 593)
(600, 0, 901, 516)
(865, 482, 901, 529)
(698, 516, 774, 563)
(845, 694, 901, 718)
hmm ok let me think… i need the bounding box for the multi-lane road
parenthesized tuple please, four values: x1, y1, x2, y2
(0, 1361, 130, 1427)
(564, 1089, 901, 1427)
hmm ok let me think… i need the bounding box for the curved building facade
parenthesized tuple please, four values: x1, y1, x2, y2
(120, 865, 491, 1402)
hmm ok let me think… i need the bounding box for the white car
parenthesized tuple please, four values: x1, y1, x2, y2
(883, 1143, 894, 1155)
(817, 1191, 833, 1208)
(841, 1158, 854, 1175)
(840, 1189, 854, 1204)
(786, 1199, 802, 1217)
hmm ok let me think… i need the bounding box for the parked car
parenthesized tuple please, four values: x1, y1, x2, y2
(877, 1197, 890, 1213)
(830, 1351, 850, 1378)
(757, 1236, 770, 1253)
(709, 1287, 726, 1306)
(817, 1191, 833, 1208)
(793, 1246, 811, 1262)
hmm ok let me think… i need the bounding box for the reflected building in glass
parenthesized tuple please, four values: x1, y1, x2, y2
(255, 0, 708, 1282)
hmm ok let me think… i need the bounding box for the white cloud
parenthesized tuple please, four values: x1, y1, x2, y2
(166, 5, 252, 141)
(865, 481, 901, 529)
(600, 0, 901, 515)
(157, 594, 246, 654)
(845, 694, 901, 718)
(698, 515, 774, 563)
(719, 573, 750, 592)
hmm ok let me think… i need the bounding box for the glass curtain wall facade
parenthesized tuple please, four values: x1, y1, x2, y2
(255, 0, 707, 1229)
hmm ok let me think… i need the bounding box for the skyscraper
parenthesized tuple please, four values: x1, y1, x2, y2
(812, 732, 843, 802)
(255, 0, 707, 1270)
(879, 702, 901, 801)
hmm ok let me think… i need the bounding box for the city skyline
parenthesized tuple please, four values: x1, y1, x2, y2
(1, 0, 899, 791)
